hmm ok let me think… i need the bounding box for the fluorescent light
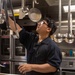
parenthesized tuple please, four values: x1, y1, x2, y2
(63, 5, 75, 12)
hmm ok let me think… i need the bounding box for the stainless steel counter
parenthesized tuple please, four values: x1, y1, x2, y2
(0, 73, 19, 75)
(63, 57, 75, 60)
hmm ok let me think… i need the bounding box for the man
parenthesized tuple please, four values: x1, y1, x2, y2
(8, 17, 62, 75)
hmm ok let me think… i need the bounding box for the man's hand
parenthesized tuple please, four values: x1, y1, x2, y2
(2, 9, 5, 14)
(18, 63, 32, 74)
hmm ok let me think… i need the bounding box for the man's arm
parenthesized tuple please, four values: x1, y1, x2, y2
(18, 63, 57, 74)
(8, 17, 22, 33)
(2, 10, 22, 33)
(31, 63, 57, 73)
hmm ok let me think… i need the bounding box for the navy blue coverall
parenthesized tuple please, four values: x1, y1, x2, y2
(19, 28, 62, 75)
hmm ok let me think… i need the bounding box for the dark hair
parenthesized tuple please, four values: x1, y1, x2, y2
(43, 17, 57, 36)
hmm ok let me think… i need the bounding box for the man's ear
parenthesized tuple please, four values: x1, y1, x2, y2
(47, 28, 51, 32)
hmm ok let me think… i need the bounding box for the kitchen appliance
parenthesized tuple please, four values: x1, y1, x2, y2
(0, 34, 27, 74)
(12, 35, 27, 61)
(0, 35, 10, 59)
(12, 61, 26, 74)
(0, 29, 30, 61)
(60, 57, 75, 75)
(0, 60, 10, 73)
(0, 60, 26, 74)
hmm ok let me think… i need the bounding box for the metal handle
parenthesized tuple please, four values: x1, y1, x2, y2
(9, 0, 19, 38)
(62, 70, 75, 73)
(59, 0, 62, 33)
(68, 0, 72, 34)
(3, 0, 9, 29)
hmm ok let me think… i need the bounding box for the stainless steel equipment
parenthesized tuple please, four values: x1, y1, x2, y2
(28, 0, 42, 22)
(12, 61, 26, 74)
(0, 35, 10, 59)
(0, 73, 18, 75)
(54, 0, 63, 43)
(0, 34, 27, 74)
(0, 60, 26, 74)
(12, 35, 27, 60)
(60, 57, 75, 75)
(0, 61, 10, 73)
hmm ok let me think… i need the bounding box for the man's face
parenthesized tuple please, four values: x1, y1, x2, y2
(36, 20, 51, 34)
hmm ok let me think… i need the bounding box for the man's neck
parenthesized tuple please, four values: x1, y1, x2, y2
(38, 34, 48, 43)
